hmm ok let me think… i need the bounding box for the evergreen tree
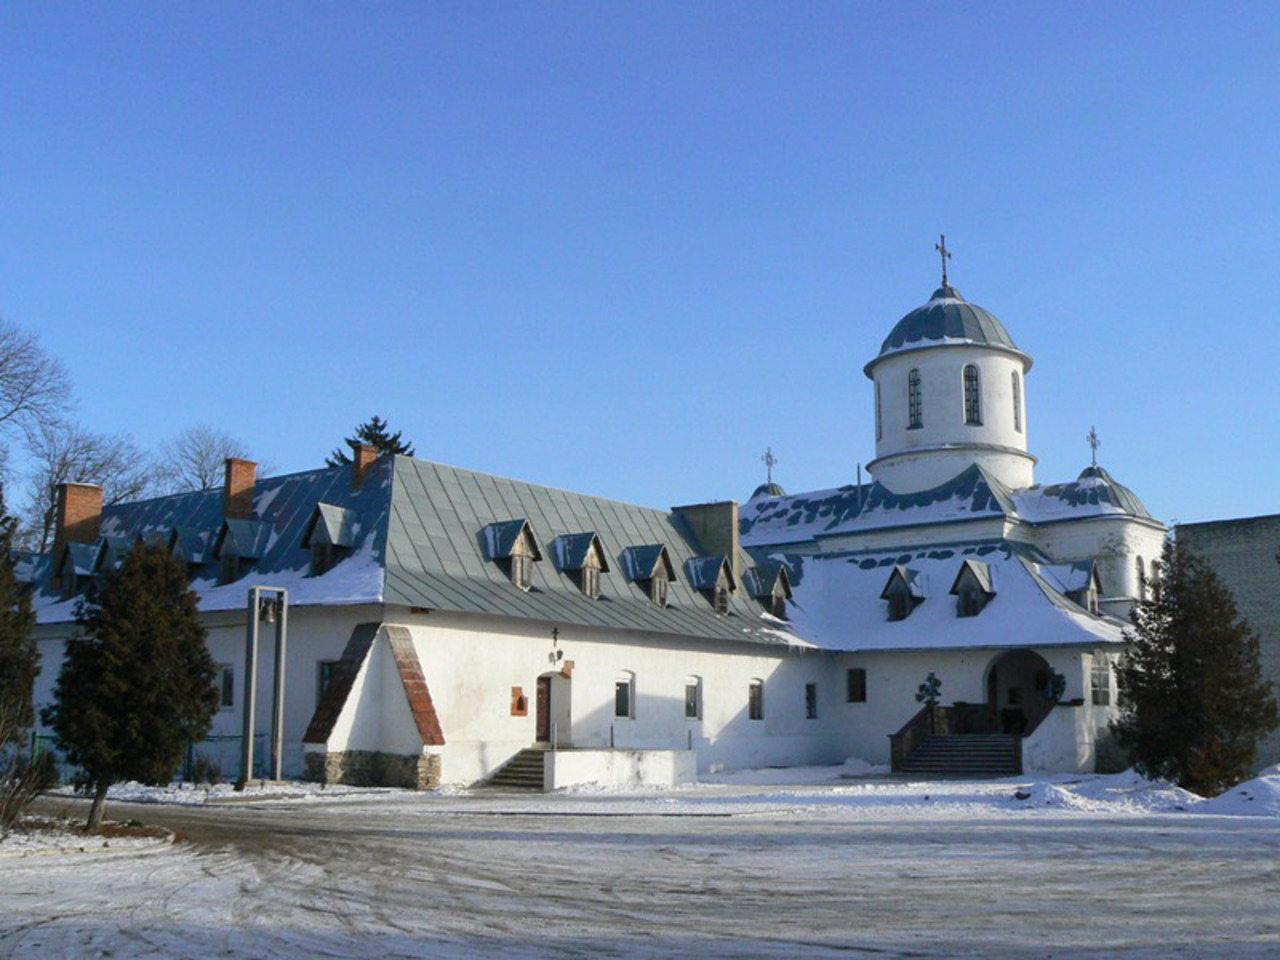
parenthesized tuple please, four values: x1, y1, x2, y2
(42, 542, 219, 830)
(326, 415, 416, 466)
(0, 489, 37, 727)
(1111, 537, 1279, 796)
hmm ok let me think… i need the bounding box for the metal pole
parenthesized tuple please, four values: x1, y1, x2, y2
(269, 589, 288, 781)
(236, 587, 260, 790)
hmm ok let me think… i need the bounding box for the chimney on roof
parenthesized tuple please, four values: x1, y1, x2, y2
(53, 482, 102, 583)
(223, 458, 256, 520)
(352, 443, 377, 489)
(670, 500, 741, 587)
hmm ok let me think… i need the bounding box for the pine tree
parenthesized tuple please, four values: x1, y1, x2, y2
(326, 415, 416, 466)
(42, 542, 219, 830)
(1111, 537, 1279, 796)
(0, 489, 37, 727)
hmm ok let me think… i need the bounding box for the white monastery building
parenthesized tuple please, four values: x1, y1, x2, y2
(23, 267, 1166, 789)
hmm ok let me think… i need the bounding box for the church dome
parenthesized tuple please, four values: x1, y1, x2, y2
(1070, 464, 1152, 519)
(876, 285, 1026, 363)
(751, 482, 787, 499)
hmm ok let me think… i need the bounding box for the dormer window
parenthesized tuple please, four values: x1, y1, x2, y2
(685, 555, 736, 615)
(963, 364, 981, 425)
(621, 544, 676, 608)
(552, 532, 609, 600)
(881, 565, 924, 622)
(57, 543, 99, 601)
(482, 519, 543, 592)
(302, 504, 357, 578)
(220, 553, 254, 585)
(908, 369, 923, 429)
(214, 518, 270, 585)
(746, 561, 792, 620)
(950, 559, 995, 618)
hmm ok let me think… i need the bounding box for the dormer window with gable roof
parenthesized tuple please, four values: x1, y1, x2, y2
(685, 555, 736, 616)
(950, 559, 995, 618)
(745, 561, 793, 620)
(620, 544, 677, 608)
(167, 527, 212, 581)
(881, 565, 925, 622)
(303, 503, 358, 578)
(482, 519, 542, 592)
(57, 543, 99, 601)
(552, 532, 610, 600)
(213, 518, 271, 585)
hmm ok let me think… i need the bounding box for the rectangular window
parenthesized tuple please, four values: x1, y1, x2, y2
(317, 660, 339, 702)
(846, 668, 867, 703)
(684, 680, 701, 720)
(615, 680, 633, 719)
(219, 664, 234, 709)
(1091, 656, 1112, 706)
(748, 680, 764, 720)
(804, 682, 818, 720)
(908, 369, 923, 429)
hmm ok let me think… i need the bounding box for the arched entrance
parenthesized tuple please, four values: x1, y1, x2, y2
(535, 672, 572, 747)
(985, 649, 1054, 736)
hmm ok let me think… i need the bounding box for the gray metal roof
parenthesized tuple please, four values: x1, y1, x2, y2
(871, 285, 1029, 370)
(383, 457, 793, 646)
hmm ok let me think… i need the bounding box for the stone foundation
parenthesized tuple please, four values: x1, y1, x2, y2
(305, 750, 441, 790)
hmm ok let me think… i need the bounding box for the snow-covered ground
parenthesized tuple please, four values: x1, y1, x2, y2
(4, 766, 1279, 958)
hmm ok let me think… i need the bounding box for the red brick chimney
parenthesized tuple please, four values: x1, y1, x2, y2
(352, 443, 377, 489)
(223, 458, 257, 520)
(53, 482, 102, 581)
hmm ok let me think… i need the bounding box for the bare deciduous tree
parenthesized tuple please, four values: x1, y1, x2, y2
(152, 424, 270, 494)
(22, 424, 157, 552)
(0, 318, 72, 444)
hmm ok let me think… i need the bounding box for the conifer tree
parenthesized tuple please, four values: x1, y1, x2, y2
(0, 489, 37, 726)
(326, 416, 416, 466)
(1111, 537, 1279, 796)
(42, 542, 218, 830)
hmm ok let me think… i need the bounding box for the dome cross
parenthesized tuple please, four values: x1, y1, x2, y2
(761, 446, 778, 485)
(1087, 426, 1101, 468)
(935, 234, 952, 287)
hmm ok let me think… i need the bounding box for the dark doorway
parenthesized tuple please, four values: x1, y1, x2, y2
(536, 675, 552, 742)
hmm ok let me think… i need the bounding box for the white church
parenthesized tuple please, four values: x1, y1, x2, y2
(24, 262, 1165, 789)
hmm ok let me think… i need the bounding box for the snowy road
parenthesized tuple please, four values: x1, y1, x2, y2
(5, 785, 1280, 958)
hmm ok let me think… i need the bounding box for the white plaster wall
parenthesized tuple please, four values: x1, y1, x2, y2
(545, 749, 696, 790)
(394, 610, 845, 784)
(869, 346, 1033, 494)
(1026, 517, 1166, 611)
(327, 632, 425, 756)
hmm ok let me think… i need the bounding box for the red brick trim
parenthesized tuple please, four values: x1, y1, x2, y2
(384, 626, 445, 746)
(302, 622, 380, 744)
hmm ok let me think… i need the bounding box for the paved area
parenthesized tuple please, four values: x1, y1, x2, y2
(4, 790, 1280, 958)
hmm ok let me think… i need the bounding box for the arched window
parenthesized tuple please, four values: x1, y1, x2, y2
(963, 364, 981, 425)
(875, 381, 882, 441)
(1011, 372, 1022, 433)
(907, 369, 922, 429)
(1136, 556, 1147, 601)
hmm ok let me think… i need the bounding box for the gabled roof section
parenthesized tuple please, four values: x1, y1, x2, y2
(619, 544, 675, 582)
(302, 504, 358, 550)
(93, 536, 134, 573)
(744, 559, 791, 599)
(741, 463, 1014, 548)
(383, 457, 801, 647)
(880, 564, 925, 600)
(950, 558, 995, 596)
(551, 532, 609, 573)
(481, 519, 542, 562)
(57, 542, 98, 579)
(215, 518, 273, 560)
(169, 526, 212, 565)
(1039, 560, 1099, 596)
(685, 555, 735, 592)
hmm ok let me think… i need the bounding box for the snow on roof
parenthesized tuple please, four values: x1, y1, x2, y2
(778, 540, 1126, 653)
(1012, 464, 1153, 522)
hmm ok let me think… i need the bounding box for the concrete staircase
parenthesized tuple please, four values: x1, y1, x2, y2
(482, 747, 548, 790)
(898, 734, 1021, 777)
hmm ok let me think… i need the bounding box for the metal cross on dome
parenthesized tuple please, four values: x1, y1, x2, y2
(761, 446, 778, 485)
(935, 234, 952, 287)
(1087, 426, 1101, 468)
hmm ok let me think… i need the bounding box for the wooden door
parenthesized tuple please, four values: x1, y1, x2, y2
(535, 675, 551, 742)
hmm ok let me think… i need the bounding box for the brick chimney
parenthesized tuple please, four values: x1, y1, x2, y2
(670, 500, 741, 587)
(53, 482, 102, 581)
(352, 443, 377, 489)
(223, 458, 257, 520)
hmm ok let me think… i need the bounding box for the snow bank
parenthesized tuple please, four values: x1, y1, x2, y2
(1196, 773, 1280, 817)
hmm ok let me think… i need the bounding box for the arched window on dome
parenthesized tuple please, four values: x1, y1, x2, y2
(908, 369, 922, 429)
(1012, 372, 1022, 433)
(963, 364, 981, 425)
(875, 381, 882, 441)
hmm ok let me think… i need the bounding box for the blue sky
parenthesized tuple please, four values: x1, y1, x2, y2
(3, 3, 1278, 524)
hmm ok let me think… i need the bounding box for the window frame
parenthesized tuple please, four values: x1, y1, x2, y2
(317, 659, 339, 703)
(615, 672, 636, 719)
(846, 667, 867, 703)
(907, 369, 923, 429)
(963, 363, 982, 425)
(219, 664, 235, 710)
(804, 682, 818, 720)
(684, 676, 702, 720)
(1091, 655, 1112, 707)
(650, 576, 669, 607)
(748, 679, 764, 720)
(1012, 371, 1022, 433)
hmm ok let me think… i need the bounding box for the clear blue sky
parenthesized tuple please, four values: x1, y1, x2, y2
(3, 3, 1278, 525)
